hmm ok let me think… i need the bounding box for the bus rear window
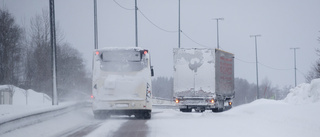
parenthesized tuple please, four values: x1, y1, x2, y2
(101, 50, 141, 62)
(98, 49, 148, 72)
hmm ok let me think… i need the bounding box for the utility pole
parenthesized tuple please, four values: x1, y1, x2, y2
(49, 0, 58, 105)
(250, 34, 261, 99)
(135, 0, 138, 47)
(290, 47, 300, 87)
(94, 0, 98, 49)
(213, 18, 224, 49)
(178, 0, 181, 48)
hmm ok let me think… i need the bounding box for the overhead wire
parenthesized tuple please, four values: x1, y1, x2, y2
(258, 62, 292, 71)
(297, 68, 307, 77)
(113, 0, 210, 48)
(180, 31, 209, 48)
(113, 0, 177, 33)
(235, 57, 255, 64)
(137, 9, 178, 33)
(113, 0, 134, 10)
(113, 0, 295, 73)
(235, 57, 294, 71)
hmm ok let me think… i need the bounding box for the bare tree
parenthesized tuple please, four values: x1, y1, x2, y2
(306, 59, 320, 83)
(25, 9, 90, 99)
(7, 85, 15, 104)
(260, 77, 275, 99)
(25, 10, 53, 95)
(152, 77, 173, 99)
(0, 9, 23, 85)
(305, 34, 320, 83)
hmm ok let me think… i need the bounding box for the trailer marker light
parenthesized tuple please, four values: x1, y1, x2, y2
(95, 51, 99, 55)
(90, 95, 94, 99)
(175, 99, 179, 103)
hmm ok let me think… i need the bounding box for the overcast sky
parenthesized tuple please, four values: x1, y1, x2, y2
(1, 0, 320, 88)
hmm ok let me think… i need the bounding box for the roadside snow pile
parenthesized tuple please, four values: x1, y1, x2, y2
(284, 78, 320, 104)
(0, 85, 51, 105)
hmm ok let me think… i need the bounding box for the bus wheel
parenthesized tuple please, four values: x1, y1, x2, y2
(144, 111, 151, 119)
(135, 111, 151, 119)
(94, 111, 109, 119)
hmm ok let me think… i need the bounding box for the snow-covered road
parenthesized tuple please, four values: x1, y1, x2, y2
(1, 99, 319, 137)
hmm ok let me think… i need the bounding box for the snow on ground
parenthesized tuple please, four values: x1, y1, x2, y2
(148, 100, 320, 137)
(0, 85, 76, 125)
(85, 119, 127, 137)
(1, 79, 320, 137)
(0, 85, 53, 123)
(284, 78, 320, 104)
(147, 78, 320, 137)
(1, 107, 98, 137)
(0, 85, 51, 105)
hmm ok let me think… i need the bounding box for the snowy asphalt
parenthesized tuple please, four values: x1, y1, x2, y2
(1, 99, 320, 137)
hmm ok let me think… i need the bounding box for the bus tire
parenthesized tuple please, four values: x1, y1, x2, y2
(93, 111, 109, 119)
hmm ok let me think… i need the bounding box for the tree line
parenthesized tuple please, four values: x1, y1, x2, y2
(0, 9, 91, 100)
(306, 37, 320, 82)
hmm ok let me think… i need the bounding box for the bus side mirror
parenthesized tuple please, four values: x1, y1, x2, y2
(151, 66, 154, 77)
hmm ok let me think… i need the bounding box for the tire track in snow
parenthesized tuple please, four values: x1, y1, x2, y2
(112, 119, 149, 137)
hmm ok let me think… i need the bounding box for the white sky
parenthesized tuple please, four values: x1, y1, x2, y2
(1, 0, 320, 88)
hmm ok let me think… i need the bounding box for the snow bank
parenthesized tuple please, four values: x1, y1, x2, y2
(0, 85, 51, 105)
(284, 78, 320, 104)
(0, 85, 52, 123)
(148, 99, 320, 137)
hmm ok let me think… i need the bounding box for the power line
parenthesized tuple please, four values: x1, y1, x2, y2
(113, 0, 134, 10)
(297, 68, 307, 77)
(258, 62, 292, 71)
(235, 57, 255, 64)
(181, 31, 209, 48)
(235, 57, 292, 71)
(137, 9, 177, 33)
(113, 0, 177, 33)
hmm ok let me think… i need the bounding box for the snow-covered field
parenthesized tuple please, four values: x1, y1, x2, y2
(1, 79, 320, 137)
(147, 100, 320, 137)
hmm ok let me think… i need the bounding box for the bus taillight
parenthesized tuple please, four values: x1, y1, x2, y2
(210, 99, 215, 103)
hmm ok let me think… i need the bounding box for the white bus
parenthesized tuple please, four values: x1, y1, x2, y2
(91, 47, 154, 119)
